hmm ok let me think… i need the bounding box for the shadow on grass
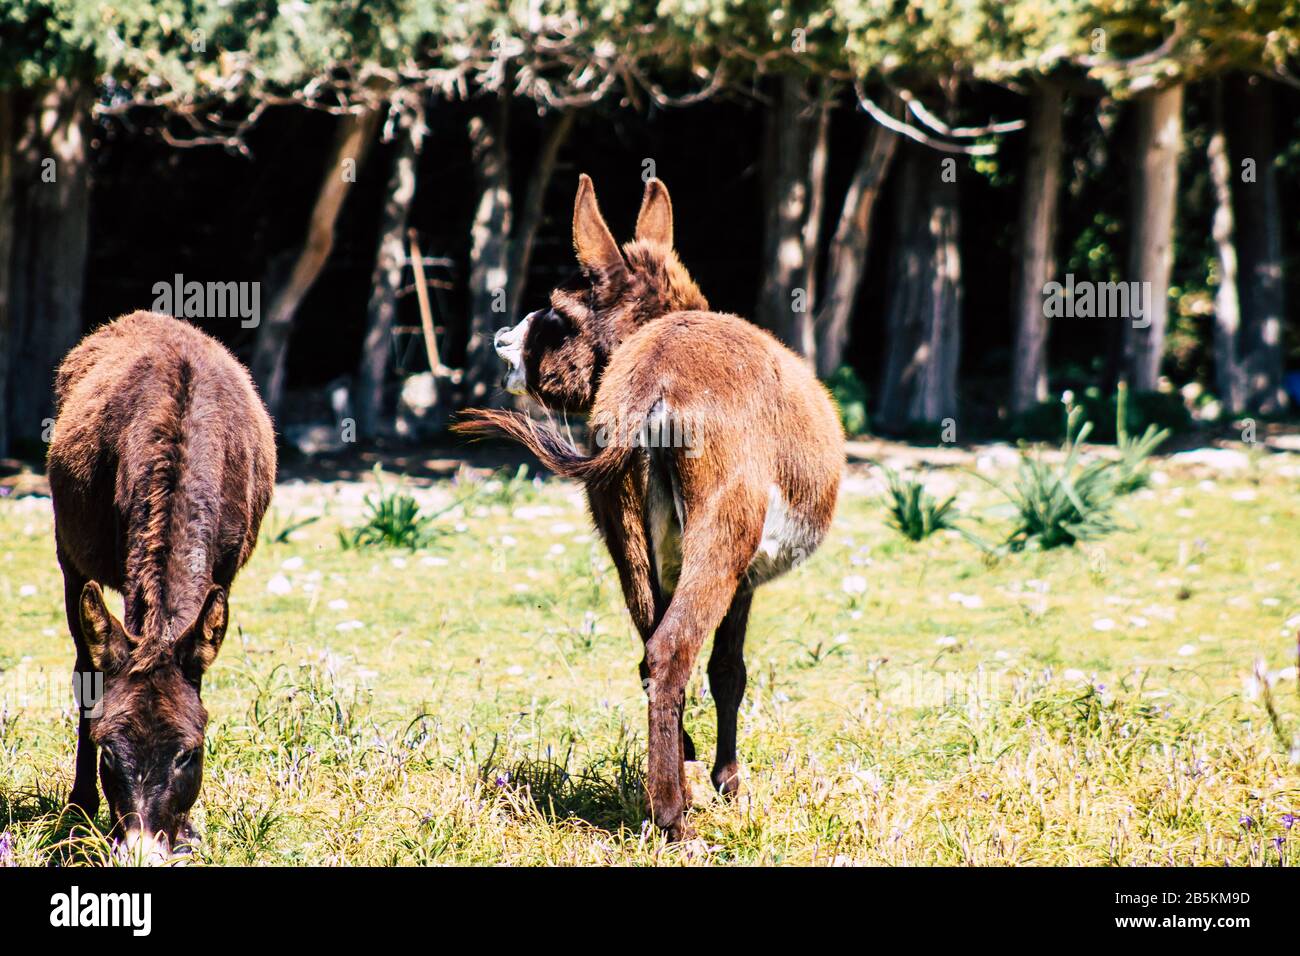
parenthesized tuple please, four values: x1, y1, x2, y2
(483, 742, 648, 833)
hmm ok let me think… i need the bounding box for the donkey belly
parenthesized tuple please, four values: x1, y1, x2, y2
(746, 484, 825, 587)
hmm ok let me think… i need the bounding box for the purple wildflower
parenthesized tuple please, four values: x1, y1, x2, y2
(494, 773, 509, 787)
(1283, 813, 1296, 831)
(1272, 837, 1285, 852)
(0, 831, 14, 867)
(1239, 814, 1254, 829)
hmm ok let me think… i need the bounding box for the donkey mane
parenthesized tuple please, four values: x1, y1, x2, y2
(51, 312, 271, 671)
(554, 238, 709, 358)
(619, 239, 709, 323)
(125, 356, 195, 669)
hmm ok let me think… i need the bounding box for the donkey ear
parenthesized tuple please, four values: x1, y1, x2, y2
(634, 177, 673, 247)
(79, 581, 131, 674)
(573, 174, 624, 275)
(177, 585, 227, 683)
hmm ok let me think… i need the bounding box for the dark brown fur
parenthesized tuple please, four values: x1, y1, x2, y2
(459, 176, 844, 839)
(47, 311, 275, 854)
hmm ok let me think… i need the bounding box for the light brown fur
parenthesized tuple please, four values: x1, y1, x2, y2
(459, 176, 844, 839)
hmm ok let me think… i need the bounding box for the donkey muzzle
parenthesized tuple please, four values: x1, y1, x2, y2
(116, 828, 176, 866)
(495, 311, 538, 396)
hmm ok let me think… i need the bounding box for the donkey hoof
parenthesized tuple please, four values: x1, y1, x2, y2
(712, 762, 742, 799)
(682, 730, 697, 762)
(664, 819, 697, 843)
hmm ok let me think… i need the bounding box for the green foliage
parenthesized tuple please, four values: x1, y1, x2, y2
(1011, 386, 1190, 444)
(0, 0, 97, 85)
(827, 365, 870, 436)
(474, 464, 541, 509)
(338, 466, 465, 550)
(341, 487, 432, 551)
(4, 458, 1300, 864)
(982, 404, 1123, 550)
(1113, 382, 1169, 494)
(877, 462, 958, 541)
(263, 511, 322, 546)
(1007, 398, 1068, 443)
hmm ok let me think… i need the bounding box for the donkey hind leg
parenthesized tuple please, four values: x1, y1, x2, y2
(644, 495, 760, 841)
(58, 548, 98, 817)
(708, 588, 753, 797)
(589, 470, 696, 762)
(645, 571, 741, 840)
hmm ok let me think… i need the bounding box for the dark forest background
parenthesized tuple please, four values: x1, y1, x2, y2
(5, 2, 1300, 459)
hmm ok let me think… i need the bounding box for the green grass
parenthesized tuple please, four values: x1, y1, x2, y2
(1, 450, 1298, 865)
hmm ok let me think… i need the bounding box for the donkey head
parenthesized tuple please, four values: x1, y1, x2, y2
(494, 174, 708, 413)
(78, 581, 227, 860)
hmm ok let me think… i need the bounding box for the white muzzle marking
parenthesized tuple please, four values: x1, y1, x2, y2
(117, 828, 173, 867)
(494, 311, 537, 396)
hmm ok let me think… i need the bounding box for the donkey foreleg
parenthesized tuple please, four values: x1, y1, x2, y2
(57, 545, 99, 817)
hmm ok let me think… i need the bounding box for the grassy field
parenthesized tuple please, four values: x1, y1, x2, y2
(1, 445, 1298, 866)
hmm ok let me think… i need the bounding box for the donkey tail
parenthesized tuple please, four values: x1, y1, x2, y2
(454, 409, 632, 487)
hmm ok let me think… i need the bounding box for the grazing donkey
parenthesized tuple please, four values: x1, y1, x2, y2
(459, 176, 844, 839)
(47, 311, 275, 859)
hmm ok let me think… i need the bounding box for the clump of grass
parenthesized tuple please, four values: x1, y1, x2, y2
(340, 465, 467, 550)
(483, 742, 646, 831)
(1114, 382, 1169, 494)
(209, 803, 283, 865)
(341, 489, 431, 550)
(982, 404, 1121, 551)
(263, 509, 321, 545)
(876, 463, 959, 541)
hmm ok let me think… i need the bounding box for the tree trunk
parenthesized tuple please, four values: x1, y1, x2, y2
(464, 98, 513, 405)
(802, 91, 831, 317)
(756, 74, 814, 360)
(1228, 75, 1286, 413)
(1207, 82, 1245, 414)
(252, 107, 379, 420)
(5, 80, 94, 450)
(813, 100, 899, 379)
(0, 89, 15, 457)
(1123, 85, 1182, 391)
(1010, 83, 1063, 415)
(878, 142, 962, 431)
(355, 99, 426, 440)
(508, 110, 574, 317)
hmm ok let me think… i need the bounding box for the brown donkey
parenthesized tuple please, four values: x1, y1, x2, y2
(459, 176, 844, 839)
(47, 311, 275, 859)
